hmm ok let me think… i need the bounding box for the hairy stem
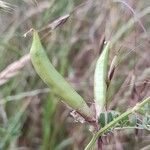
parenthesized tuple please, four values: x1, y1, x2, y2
(85, 97, 150, 150)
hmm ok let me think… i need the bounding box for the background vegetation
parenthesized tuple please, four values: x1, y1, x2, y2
(0, 0, 150, 149)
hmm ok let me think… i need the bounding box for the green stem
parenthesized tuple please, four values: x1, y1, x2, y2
(85, 97, 150, 150)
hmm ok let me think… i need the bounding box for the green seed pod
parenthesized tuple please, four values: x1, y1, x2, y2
(30, 30, 94, 121)
(94, 42, 110, 117)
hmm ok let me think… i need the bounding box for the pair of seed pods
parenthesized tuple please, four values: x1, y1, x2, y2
(30, 30, 110, 121)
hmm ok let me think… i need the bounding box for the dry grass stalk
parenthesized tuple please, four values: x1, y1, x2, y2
(0, 0, 14, 12)
(0, 54, 30, 86)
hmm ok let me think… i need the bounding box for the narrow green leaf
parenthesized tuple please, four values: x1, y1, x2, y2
(42, 93, 57, 150)
(30, 30, 94, 121)
(94, 42, 110, 116)
(98, 111, 120, 127)
(98, 113, 106, 127)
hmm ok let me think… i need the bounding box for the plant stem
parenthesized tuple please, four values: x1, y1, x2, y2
(97, 137, 102, 150)
(85, 97, 150, 150)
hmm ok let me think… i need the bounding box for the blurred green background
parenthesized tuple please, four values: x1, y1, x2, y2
(0, 0, 150, 150)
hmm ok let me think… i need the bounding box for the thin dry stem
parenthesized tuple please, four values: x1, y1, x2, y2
(0, 54, 30, 86)
(0, 0, 14, 12)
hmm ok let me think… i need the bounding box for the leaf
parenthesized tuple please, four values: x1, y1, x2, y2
(98, 113, 106, 127)
(94, 42, 110, 116)
(98, 111, 120, 127)
(42, 93, 57, 150)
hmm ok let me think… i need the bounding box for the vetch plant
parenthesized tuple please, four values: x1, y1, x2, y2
(29, 30, 150, 150)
